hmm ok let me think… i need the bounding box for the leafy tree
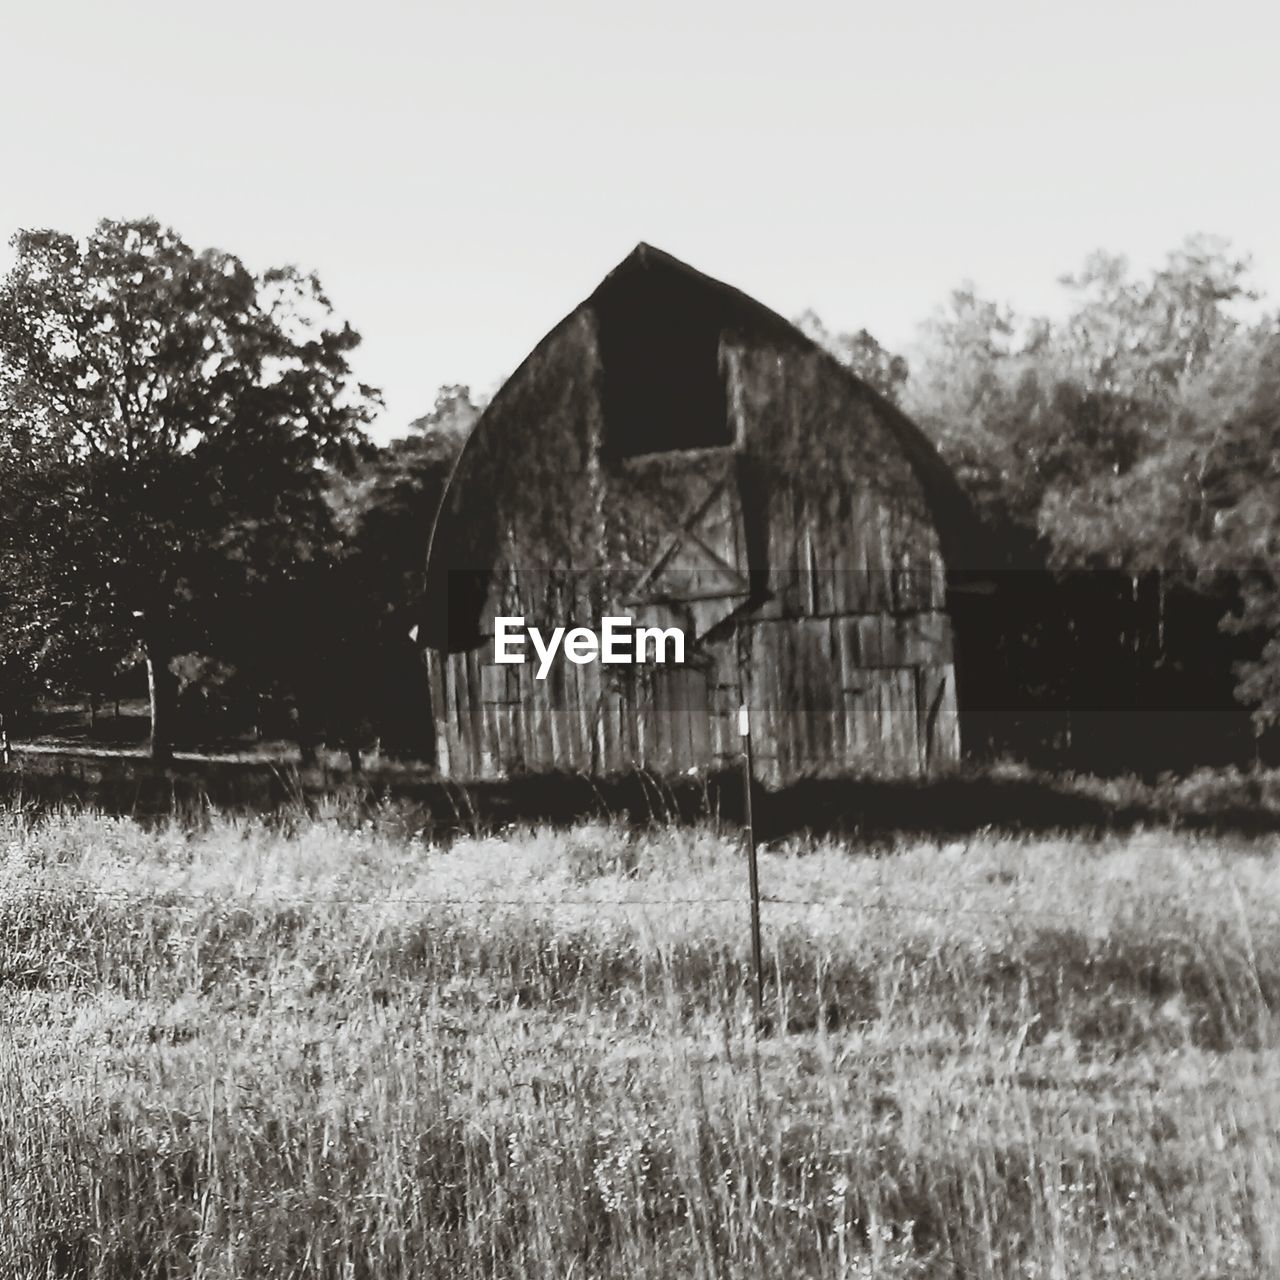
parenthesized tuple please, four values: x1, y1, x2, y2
(907, 236, 1257, 568)
(0, 218, 380, 760)
(1037, 237, 1256, 569)
(905, 236, 1275, 762)
(320, 385, 477, 760)
(794, 310, 909, 404)
(1132, 321, 1280, 730)
(0, 380, 116, 719)
(904, 290, 1053, 558)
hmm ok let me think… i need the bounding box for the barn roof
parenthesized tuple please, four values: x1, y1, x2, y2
(590, 242, 801, 343)
(419, 244, 995, 649)
(603, 246, 985, 538)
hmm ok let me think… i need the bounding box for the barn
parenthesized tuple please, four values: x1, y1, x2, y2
(417, 244, 989, 783)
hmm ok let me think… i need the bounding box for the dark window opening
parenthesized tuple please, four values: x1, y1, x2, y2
(596, 264, 732, 457)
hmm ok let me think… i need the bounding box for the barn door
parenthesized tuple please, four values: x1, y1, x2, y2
(625, 462, 752, 636)
(619, 454, 750, 772)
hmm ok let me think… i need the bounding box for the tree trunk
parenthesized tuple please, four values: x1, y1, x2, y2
(145, 639, 176, 764)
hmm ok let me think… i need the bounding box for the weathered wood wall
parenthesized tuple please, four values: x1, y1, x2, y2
(425, 618, 958, 782)
(425, 275, 964, 782)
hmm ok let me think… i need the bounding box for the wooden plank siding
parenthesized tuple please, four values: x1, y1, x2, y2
(737, 614, 958, 783)
(428, 610, 960, 782)
(425, 454, 959, 780)
(421, 249, 976, 783)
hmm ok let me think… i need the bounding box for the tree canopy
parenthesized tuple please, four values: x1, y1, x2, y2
(2, 220, 1276, 769)
(809, 236, 1280, 747)
(0, 218, 381, 757)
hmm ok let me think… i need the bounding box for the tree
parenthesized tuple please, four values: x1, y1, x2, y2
(904, 289, 1052, 556)
(1036, 237, 1256, 570)
(1145, 321, 1280, 731)
(0, 218, 380, 760)
(320, 385, 478, 760)
(906, 237, 1257, 568)
(0, 379, 115, 719)
(794, 311, 909, 404)
(904, 236, 1275, 764)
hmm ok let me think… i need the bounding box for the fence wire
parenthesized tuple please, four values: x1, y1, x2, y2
(0, 879, 1221, 932)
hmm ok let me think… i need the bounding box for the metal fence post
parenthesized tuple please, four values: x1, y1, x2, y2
(740, 700, 764, 1031)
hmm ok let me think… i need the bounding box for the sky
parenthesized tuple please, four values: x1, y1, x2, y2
(3, 0, 1278, 440)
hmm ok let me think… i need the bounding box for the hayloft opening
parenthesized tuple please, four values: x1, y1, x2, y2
(596, 260, 732, 457)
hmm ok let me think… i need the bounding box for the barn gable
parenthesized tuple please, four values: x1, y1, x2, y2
(419, 244, 987, 781)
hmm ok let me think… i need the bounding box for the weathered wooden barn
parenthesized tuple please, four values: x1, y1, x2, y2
(418, 245, 988, 783)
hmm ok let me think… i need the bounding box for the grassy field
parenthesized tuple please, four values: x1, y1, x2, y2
(1, 806, 1278, 1278)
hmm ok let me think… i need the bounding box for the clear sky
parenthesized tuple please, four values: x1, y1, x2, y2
(3, 0, 1277, 440)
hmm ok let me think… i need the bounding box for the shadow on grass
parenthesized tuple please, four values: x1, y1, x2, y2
(4, 750, 1280, 843)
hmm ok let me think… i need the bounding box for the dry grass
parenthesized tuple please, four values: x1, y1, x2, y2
(1, 807, 1279, 1278)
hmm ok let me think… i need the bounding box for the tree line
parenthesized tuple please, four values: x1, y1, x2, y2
(804, 235, 1280, 768)
(0, 219, 475, 762)
(1, 219, 1276, 770)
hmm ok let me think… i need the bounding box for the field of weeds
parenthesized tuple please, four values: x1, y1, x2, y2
(1, 807, 1279, 1278)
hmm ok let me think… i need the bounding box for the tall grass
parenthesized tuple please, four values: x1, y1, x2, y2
(1, 808, 1278, 1277)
